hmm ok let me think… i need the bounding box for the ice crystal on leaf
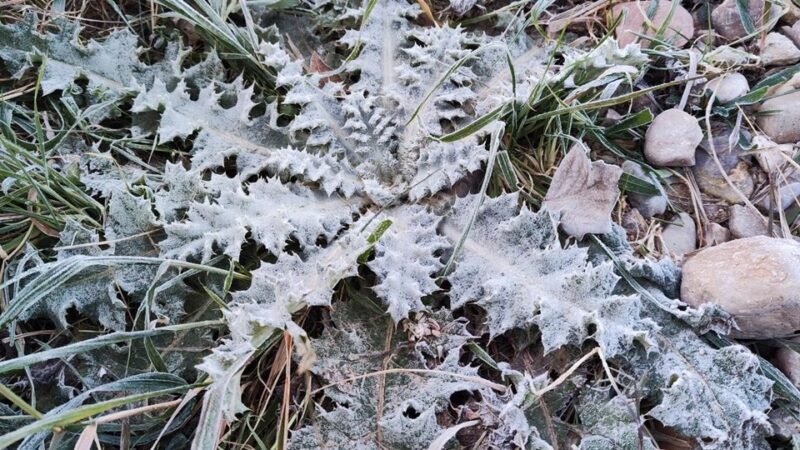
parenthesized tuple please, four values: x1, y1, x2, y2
(0, 14, 221, 119)
(160, 175, 362, 262)
(444, 193, 653, 357)
(643, 323, 773, 449)
(288, 302, 542, 449)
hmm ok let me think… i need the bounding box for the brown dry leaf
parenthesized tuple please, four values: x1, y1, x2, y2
(309, 52, 341, 87)
(542, 144, 622, 239)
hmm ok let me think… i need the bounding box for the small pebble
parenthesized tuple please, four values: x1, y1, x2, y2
(692, 150, 755, 204)
(761, 32, 800, 66)
(758, 76, 800, 143)
(758, 182, 800, 211)
(728, 204, 768, 239)
(782, 21, 800, 47)
(645, 109, 703, 167)
(705, 73, 750, 103)
(703, 222, 731, 246)
(681, 236, 800, 338)
(661, 212, 697, 259)
(774, 339, 800, 385)
(621, 161, 667, 218)
(752, 134, 794, 174)
(712, 0, 766, 41)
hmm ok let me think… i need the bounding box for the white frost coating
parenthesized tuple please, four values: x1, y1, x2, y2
(131, 77, 289, 176)
(150, 162, 203, 222)
(281, 0, 546, 202)
(561, 38, 649, 89)
(445, 193, 651, 357)
(288, 303, 543, 449)
(0, 14, 222, 122)
(237, 229, 368, 310)
(366, 205, 449, 321)
(17, 191, 158, 330)
(160, 175, 361, 262)
(646, 327, 773, 448)
(578, 386, 658, 449)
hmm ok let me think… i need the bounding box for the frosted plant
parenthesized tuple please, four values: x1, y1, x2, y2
(444, 193, 653, 357)
(577, 386, 658, 450)
(365, 205, 449, 322)
(277, 0, 547, 202)
(638, 320, 773, 449)
(0, 14, 221, 120)
(8, 191, 159, 330)
(288, 301, 547, 449)
(159, 174, 363, 262)
(0, 2, 783, 450)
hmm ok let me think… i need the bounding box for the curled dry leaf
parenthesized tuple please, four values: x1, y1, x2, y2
(542, 144, 622, 239)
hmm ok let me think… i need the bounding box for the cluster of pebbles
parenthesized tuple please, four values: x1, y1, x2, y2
(608, 0, 800, 378)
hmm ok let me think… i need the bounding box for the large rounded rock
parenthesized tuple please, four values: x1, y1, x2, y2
(645, 109, 703, 167)
(611, 1, 694, 48)
(681, 236, 800, 338)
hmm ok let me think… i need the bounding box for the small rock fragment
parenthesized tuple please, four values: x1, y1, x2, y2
(681, 236, 800, 338)
(707, 45, 759, 66)
(774, 339, 800, 385)
(661, 212, 697, 258)
(622, 208, 648, 239)
(752, 134, 795, 174)
(758, 182, 800, 211)
(703, 222, 730, 246)
(699, 121, 750, 155)
(621, 161, 667, 218)
(728, 204, 768, 238)
(645, 109, 703, 167)
(712, 0, 765, 41)
(692, 150, 755, 203)
(761, 32, 800, 66)
(705, 73, 750, 103)
(783, 21, 800, 47)
(758, 77, 800, 143)
(784, 1, 800, 24)
(611, 1, 694, 48)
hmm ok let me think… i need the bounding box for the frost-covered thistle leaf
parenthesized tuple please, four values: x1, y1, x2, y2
(0, 14, 222, 117)
(542, 144, 622, 239)
(444, 193, 652, 356)
(13, 191, 158, 330)
(281, 0, 507, 202)
(194, 222, 370, 446)
(193, 301, 308, 449)
(160, 175, 361, 261)
(640, 323, 773, 449)
(561, 38, 649, 88)
(235, 228, 369, 310)
(289, 302, 536, 449)
(577, 386, 657, 449)
(366, 205, 448, 322)
(149, 162, 203, 222)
